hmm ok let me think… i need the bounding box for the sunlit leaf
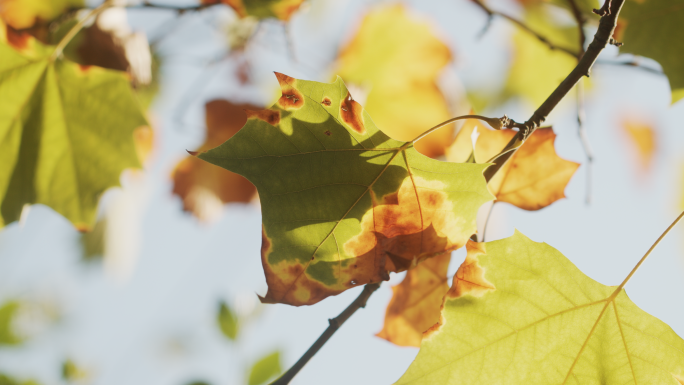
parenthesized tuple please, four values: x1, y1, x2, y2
(397, 232, 684, 384)
(248, 351, 282, 385)
(504, 6, 579, 107)
(201, 0, 304, 21)
(62, 359, 88, 383)
(447, 120, 579, 210)
(172, 100, 258, 222)
(0, 301, 21, 345)
(619, 0, 684, 103)
(217, 300, 238, 341)
(335, 5, 455, 158)
(197, 73, 493, 306)
(376, 252, 451, 347)
(0, 0, 83, 30)
(0, 23, 146, 230)
(621, 119, 656, 172)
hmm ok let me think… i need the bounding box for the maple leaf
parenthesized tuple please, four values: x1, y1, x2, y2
(172, 100, 258, 221)
(201, 0, 304, 21)
(335, 5, 455, 158)
(197, 73, 493, 306)
(0, 0, 83, 30)
(0, 22, 147, 230)
(447, 119, 579, 210)
(619, 0, 684, 103)
(397, 232, 684, 384)
(621, 119, 656, 173)
(376, 252, 451, 347)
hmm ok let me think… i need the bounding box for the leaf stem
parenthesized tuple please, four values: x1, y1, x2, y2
(271, 283, 381, 385)
(410, 114, 505, 144)
(50, 0, 114, 62)
(611, 210, 684, 296)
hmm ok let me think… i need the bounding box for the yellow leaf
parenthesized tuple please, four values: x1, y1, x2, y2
(335, 5, 455, 158)
(376, 252, 451, 347)
(447, 120, 580, 210)
(0, 0, 83, 30)
(621, 119, 656, 172)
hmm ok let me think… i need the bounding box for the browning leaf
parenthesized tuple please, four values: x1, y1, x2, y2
(335, 5, 455, 158)
(198, 73, 493, 306)
(376, 252, 451, 347)
(172, 100, 258, 221)
(397, 231, 684, 385)
(0, 0, 83, 30)
(447, 120, 579, 210)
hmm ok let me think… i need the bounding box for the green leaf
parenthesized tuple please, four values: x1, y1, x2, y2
(198, 73, 493, 306)
(0, 25, 147, 230)
(397, 232, 684, 384)
(247, 351, 282, 385)
(217, 300, 238, 341)
(0, 301, 21, 345)
(620, 0, 684, 103)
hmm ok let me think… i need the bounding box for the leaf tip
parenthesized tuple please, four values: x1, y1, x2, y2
(186, 150, 201, 156)
(446, 240, 495, 300)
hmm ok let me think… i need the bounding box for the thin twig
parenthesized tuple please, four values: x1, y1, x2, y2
(411, 114, 509, 143)
(470, 0, 579, 58)
(566, 0, 587, 58)
(126, 1, 219, 11)
(272, 283, 382, 385)
(484, 0, 627, 182)
(576, 79, 593, 205)
(595, 60, 665, 76)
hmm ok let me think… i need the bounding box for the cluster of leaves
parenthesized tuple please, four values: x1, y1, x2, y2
(1, 0, 684, 383)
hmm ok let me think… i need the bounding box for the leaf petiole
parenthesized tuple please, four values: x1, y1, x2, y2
(50, 0, 114, 62)
(410, 114, 509, 144)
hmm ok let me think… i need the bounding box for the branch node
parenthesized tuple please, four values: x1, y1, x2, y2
(593, 0, 612, 16)
(609, 38, 623, 47)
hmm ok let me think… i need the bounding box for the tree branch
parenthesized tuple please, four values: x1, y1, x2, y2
(566, 0, 587, 58)
(271, 283, 382, 385)
(470, 0, 579, 58)
(484, 0, 626, 182)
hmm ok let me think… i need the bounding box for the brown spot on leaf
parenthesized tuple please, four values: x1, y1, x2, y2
(321, 97, 332, 106)
(274, 72, 304, 110)
(5, 25, 30, 50)
(340, 92, 365, 134)
(447, 241, 495, 299)
(324, 130, 332, 136)
(245, 109, 280, 126)
(78, 64, 92, 73)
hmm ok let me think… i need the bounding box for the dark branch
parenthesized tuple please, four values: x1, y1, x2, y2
(470, 0, 579, 58)
(484, 0, 626, 182)
(125, 1, 220, 12)
(271, 283, 382, 385)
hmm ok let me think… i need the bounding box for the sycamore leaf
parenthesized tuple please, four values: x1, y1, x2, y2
(397, 232, 684, 384)
(0, 0, 83, 30)
(619, 0, 684, 103)
(335, 5, 455, 158)
(0, 24, 146, 230)
(197, 73, 493, 306)
(247, 351, 282, 385)
(201, 0, 304, 21)
(621, 119, 656, 172)
(376, 252, 451, 347)
(448, 120, 579, 210)
(172, 100, 258, 221)
(504, 6, 579, 107)
(217, 300, 239, 341)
